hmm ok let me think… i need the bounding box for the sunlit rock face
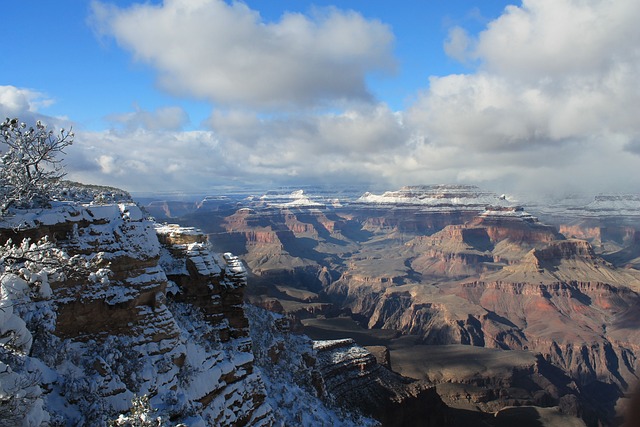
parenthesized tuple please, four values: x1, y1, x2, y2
(0, 202, 273, 426)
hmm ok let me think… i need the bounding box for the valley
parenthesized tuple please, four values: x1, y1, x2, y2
(143, 185, 640, 426)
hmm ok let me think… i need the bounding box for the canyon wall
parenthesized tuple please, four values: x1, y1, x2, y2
(0, 202, 273, 425)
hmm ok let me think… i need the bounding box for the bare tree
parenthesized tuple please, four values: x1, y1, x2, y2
(0, 118, 73, 212)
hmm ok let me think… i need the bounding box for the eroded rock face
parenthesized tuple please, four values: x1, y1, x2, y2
(387, 340, 589, 420)
(312, 338, 449, 426)
(0, 203, 273, 426)
(336, 239, 640, 424)
(404, 208, 563, 280)
(141, 187, 640, 425)
(316, 214, 640, 424)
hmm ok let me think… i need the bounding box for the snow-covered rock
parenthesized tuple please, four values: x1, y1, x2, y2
(0, 204, 272, 426)
(356, 185, 510, 211)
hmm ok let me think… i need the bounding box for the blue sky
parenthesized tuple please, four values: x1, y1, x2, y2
(2, 0, 640, 196)
(1, 1, 513, 130)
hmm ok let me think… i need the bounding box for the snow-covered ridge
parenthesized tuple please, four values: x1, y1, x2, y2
(578, 194, 640, 216)
(1, 201, 142, 228)
(260, 189, 325, 209)
(356, 185, 510, 210)
(479, 206, 538, 222)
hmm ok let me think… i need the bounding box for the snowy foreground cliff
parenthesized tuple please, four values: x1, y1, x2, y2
(0, 201, 274, 425)
(0, 199, 445, 426)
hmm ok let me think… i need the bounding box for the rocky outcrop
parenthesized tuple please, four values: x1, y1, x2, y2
(313, 338, 449, 426)
(528, 239, 597, 263)
(406, 226, 494, 279)
(403, 208, 563, 280)
(471, 207, 561, 246)
(0, 203, 273, 425)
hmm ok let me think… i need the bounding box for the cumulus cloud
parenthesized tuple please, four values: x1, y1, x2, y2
(404, 0, 640, 194)
(444, 27, 472, 63)
(68, 128, 228, 192)
(202, 105, 408, 185)
(57, 105, 406, 192)
(90, 0, 395, 109)
(0, 91, 392, 193)
(0, 86, 56, 122)
(474, 0, 640, 79)
(0, 86, 77, 159)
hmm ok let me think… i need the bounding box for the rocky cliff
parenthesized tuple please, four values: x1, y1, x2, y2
(247, 306, 448, 427)
(0, 201, 273, 425)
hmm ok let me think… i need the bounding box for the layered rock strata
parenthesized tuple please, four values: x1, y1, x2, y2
(313, 338, 449, 426)
(247, 304, 449, 427)
(0, 203, 273, 425)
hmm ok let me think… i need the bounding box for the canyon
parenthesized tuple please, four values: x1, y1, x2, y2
(3, 183, 638, 425)
(142, 185, 640, 426)
(0, 185, 451, 426)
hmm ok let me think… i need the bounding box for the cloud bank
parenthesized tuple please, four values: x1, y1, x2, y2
(4, 0, 640, 197)
(406, 0, 640, 194)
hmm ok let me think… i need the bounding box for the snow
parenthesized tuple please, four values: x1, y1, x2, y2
(314, 339, 372, 367)
(478, 206, 538, 222)
(155, 223, 202, 237)
(86, 204, 121, 220)
(124, 268, 166, 285)
(0, 201, 374, 426)
(0, 313, 32, 351)
(261, 190, 326, 209)
(246, 305, 379, 427)
(528, 193, 640, 218)
(574, 194, 640, 217)
(312, 338, 355, 352)
(223, 252, 246, 276)
(187, 244, 223, 276)
(356, 185, 510, 211)
(0, 270, 48, 354)
(119, 203, 144, 221)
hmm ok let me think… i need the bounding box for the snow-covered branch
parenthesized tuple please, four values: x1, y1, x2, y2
(0, 118, 74, 213)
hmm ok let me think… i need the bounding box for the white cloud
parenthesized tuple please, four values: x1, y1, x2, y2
(50, 105, 406, 192)
(90, 0, 395, 109)
(0, 86, 55, 119)
(7, 0, 640, 198)
(444, 27, 472, 63)
(106, 105, 189, 131)
(205, 105, 408, 182)
(402, 0, 640, 194)
(68, 128, 227, 192)
(97, 155, 118, 174)
(474, 0, 640, 80)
